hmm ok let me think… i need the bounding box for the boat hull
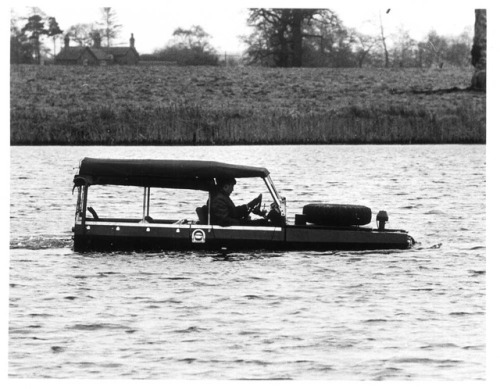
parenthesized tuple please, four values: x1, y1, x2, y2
(73, 220, 412, 252)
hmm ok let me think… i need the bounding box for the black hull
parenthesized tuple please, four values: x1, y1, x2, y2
(74, 236, 410, 252)
(73, 222, 412, 252)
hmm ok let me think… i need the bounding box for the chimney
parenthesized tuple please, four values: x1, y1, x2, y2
(64, 34, 70, 48)
(93, 32, 101, 48)
(130, 33, 135, 48)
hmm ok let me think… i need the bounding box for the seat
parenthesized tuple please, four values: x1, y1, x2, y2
(196, 205, 208, 224)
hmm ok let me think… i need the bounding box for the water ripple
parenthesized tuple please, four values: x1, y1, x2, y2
(9, 145, 486, 379)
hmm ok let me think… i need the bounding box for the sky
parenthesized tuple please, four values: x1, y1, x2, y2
(8, 0, 490, 55)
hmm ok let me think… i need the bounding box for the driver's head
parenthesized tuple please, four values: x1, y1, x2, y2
(217, 177, 236, 196)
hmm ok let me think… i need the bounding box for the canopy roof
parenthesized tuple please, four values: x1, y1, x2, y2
(73, 158, 270, 190)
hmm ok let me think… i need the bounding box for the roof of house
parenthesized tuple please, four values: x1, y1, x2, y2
(88, 48, 114, 61)
(101, 47, 140, 58)
(55, 47, 96, 61)
(56, 46, 139, 62)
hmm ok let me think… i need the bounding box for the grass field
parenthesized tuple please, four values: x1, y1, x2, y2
(10, 64, 486, 145)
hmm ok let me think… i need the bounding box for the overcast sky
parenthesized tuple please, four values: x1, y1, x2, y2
(9, 0, 487, 55)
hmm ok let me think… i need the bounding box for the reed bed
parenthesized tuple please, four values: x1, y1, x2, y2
(10, 65, 486, 145)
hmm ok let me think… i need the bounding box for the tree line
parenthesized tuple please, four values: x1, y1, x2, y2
(10, 7, 122, 64)
(11, 7, 473, 68)
(244, 9, 472, 68)
(146, 25, 219, 66)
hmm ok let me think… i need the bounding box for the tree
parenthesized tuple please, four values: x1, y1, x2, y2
(392, 27, 417, 67)
(425, 30, 449, 67)
(245, 8, 345, 67)
(46, 17, 63, 58)
(172, 25, 212, 51)
(445, 30, 472, 67)
(242, 26, 279, 66)
(300, 11, 357, 67)
(11, 11, 30, 64)
(10, 9, 63, 64)
(21, 14, 46, 63)
(66, 23, 95, 46)
(351, 31, 378, 68)
(378, 10, 390, 67)
(154, 25, 218, 66)
(89, 30, 102, 48)
(11, 23, 34, 64)
(416, 41, 428, 68)
(315, 17, 357, 67)
(99, 7, 122, 47)
(471, 9, 486, 91)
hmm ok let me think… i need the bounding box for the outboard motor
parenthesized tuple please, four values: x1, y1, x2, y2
(376, 210, 389, 230)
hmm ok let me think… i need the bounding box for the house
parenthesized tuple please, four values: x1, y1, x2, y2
(55, 33, 140, 65)
(54, 46, 99, 65)
(99, 46, 139, 65)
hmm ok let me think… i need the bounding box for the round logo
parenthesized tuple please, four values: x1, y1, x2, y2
(191, 229, 206, 243)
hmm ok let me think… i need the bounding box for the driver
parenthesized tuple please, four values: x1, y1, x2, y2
(209, 177, 262, 226)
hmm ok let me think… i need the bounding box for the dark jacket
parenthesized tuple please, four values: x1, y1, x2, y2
(210, 189, 248, 226)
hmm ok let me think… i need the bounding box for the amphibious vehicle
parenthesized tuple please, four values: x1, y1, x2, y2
(72, 158, 414, 252)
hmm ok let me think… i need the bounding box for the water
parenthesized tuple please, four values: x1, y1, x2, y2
(9, 145, 486, 379)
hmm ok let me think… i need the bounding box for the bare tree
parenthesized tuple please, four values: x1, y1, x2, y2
(425, 30, 448, 67)
(378, 10, 390, 67)
(351, 30, 378, 68)
(100, 7, 122, 47)
(66, 23, 94, 46)
(393, 27, 417, 67)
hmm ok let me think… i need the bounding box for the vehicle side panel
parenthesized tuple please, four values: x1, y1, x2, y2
(73, 221, 192, 251)
(73, 221, 285, 251)
(285, 225, 410, 250)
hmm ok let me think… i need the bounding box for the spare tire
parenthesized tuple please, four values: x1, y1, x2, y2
(302, 204, 372, 226)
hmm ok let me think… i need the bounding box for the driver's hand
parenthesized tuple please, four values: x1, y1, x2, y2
(253, 208, 267, 217)
(247, 194, 262, 209)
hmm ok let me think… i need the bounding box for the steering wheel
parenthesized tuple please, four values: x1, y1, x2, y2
(249, 195, 263, 214)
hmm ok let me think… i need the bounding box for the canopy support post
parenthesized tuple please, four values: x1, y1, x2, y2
(81, 184, 88, 231)
(142, 187, 150, 222)
(264, 176, 285, 218)
(146, 187, 150, 217)
(208, 192, 211, 227)
(75, 186, 82, 222)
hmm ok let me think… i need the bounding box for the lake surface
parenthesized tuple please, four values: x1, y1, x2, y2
(9, 145, 486, 379)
